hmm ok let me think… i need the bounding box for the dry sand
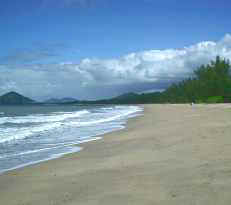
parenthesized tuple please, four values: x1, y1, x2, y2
(1, 104, 231, 205)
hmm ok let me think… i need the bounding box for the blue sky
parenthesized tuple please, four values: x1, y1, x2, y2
(1, 0, 231, 100)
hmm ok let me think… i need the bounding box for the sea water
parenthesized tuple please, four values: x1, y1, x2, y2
(0, 105, 142, 174)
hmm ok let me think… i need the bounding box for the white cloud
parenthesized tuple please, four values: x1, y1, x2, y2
(1, 34, 231, 100)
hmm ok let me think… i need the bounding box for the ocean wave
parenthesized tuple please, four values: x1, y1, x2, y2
(70, 107, 141, 127)
(0, 136, 103, 160)
(0, 122, 64, 143)
(0, 105, 143, 174)
(0, 106, 142, 144)
(0, 110, 90, 125)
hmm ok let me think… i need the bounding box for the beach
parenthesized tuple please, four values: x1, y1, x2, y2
(1, 104, 231, 205)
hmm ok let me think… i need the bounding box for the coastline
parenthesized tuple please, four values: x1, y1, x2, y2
(1, 104, 231, 204)
(0, 106, 143, 175)
(0, 105, 142, 175)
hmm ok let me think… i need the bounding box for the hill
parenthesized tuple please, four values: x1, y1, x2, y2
(0, 92, 35, 105)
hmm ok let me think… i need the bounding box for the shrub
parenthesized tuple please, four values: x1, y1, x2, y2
(206, 96, 224, 103)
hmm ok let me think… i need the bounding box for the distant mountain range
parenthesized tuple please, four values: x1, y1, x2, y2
(0, 91, 148, 105)
(76, 92, 161, 104)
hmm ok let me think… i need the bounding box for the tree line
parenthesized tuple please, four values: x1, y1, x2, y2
(161, 56, 231, 103)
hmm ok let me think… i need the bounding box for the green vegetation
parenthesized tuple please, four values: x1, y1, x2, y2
(206, 96, 224, 103)
(161, 56, 231, 103)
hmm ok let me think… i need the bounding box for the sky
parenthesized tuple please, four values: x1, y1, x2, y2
(1, 0, 231, 100)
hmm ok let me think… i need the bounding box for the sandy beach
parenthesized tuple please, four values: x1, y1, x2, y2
(1, 104, 231, 205)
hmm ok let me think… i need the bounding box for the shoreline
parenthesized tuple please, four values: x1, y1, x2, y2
(1, 104, 231, 204)
(0, 105, 143, 175)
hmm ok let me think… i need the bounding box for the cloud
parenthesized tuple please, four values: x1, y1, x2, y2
(1, 34, 231, 100)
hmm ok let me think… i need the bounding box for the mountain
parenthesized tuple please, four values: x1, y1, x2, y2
(77, 92, 145, 104)
(44, 97, 78, 104)
(0, 92, 35, 105)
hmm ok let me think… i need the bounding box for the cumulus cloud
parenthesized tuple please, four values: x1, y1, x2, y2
(1, 34, 231, 100)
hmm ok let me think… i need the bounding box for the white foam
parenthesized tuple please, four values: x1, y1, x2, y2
(100, 107, 114, 111)
(0, 122, 63, 143)
(70, 107, 141, 127)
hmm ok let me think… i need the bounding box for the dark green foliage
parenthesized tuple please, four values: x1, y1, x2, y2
(160, 56, 231, 103)
(206, 96, 224, 103)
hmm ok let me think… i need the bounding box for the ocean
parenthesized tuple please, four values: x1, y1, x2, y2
(0, 104, 142, 174)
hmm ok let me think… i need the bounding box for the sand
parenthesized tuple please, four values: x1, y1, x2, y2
(1, 104, 231, 205)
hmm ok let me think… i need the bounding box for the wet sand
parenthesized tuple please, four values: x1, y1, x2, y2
(1, 104, 231, 205)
